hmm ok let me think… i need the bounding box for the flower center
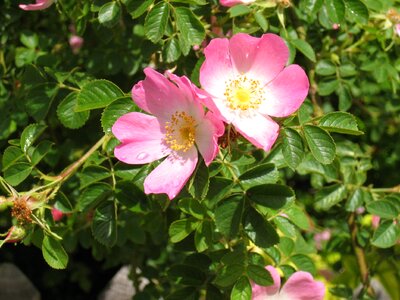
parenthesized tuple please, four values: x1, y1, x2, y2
(164, 111, 196, 152)
(224, 75, 263, 111)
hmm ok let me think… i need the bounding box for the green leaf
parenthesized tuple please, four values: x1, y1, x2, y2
(42, 236, 69, 269)
(231, 276, 252, 300)
(188, 161, 209, 200)
(170, 0, 207, 4)
(325, 0, 345, 23)
(244, 209, 279, 248)
(91, 201, 118, 247)
(101, 97, 135, 134)
(31, 140, 54, 166)
(291, 254, 316, 275)
(4, 163, 33, 186)
(76, 80, 124, 112)
(345, 188, 370, 212)
(98, 2, 121, 27)
(20, 32, 38, 49)
(315, 184, 347, 210)
(367, 200, 399, 219)
(169, 218, 199, 243)
(282, 128, 305, 169)
(247, 264, 273, 286)
(25, 83, 59, 122)
(144, 2, 170, 43)
(53, 192, 74, 213)
(301, 0, 324, 15)
(163, 38, 181, 63)
(318, 112, 363, 135)
(337, 84, 352, 111)
(247, 184, 295, 210)
(168, 264, 206, 286)
(303, 125, 336, 164)
(2, 146, 25, 171)
(315, 60, 336, 76)
(195, 220, 213, 252)
(174, 7, 205, 54)
(318, 80, 339, 96)
(77, 183, 112, 212)
(254, 11, 268, 32)
(371, 220, 400, 248)
(344, 0, 369, 24)
(20, 123, 47, 153)
(215, 195, 244, 239)
(290, 39, 316, 62)
(125, 0, 154, 19)
(284, 205, 309, 230)
(179, 198, 205, 219)
(239, 163, 279, 189)
(78, 165, 111, 189)
(57, 92, 90, 129)
(229, 5, 251, 17)
(213, 264, 244, 288)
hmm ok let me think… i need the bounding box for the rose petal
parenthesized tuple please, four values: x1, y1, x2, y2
(19, 0, 53, 10)
(229, 33, 260, 74)
(196, 112, 224, 166)
(200, 38, 236, 99)
(280, 271, 325, 300)
(112, 112, 170, 164)
(144, 148, 198, 199)
(112, 112, 164, 143)
(131, 81, 150, 113)
(247, 34, 289, 85)
(251, 266, 281, 299)
(233, 113, 279, 151)
(220, 0, 255, 7)
(259, 64, 309, 117)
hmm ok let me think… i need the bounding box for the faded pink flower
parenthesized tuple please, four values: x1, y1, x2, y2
(69, 35, 84, 54)
(314, 229, 331, 250)
(19, 0, 54, 10)
(372, 215, 380, 229)
(396, 24, 400, 36)
(200, 33, 309, 151)
(220, 0, 255, 7)
(252, 266, 325, 300)
(51, 208, 64, 222)
(112, 68, 224, 200)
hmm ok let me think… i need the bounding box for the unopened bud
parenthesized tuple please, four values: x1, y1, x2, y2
(5, 226, 27, 243)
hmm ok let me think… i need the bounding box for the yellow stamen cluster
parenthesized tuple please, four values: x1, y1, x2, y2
(224, 75, 263, 111)
(164, 111, 196, 152)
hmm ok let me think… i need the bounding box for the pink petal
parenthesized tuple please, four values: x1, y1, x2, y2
(112, 112, 170, 164)
(136, 68, 188, 121)
(200, 38, 236, 99)
(396, 24, 400, 37)
(131, 81, 150, 113)
(252, 266, 281, 299)
(112, 112, 164, 143)
(195, 112, 225, 166)
(259, 65, 309, 118)
(229, 33, 260, 74)
(144, 148, 198, 200)
(220, 0, 255, 7)
(246, 34, 289, 85)
(166, 72, 204, 121)
(233, 113, 279, 151)
(280, 271, 325, 300)
(19, 0, 53, 10)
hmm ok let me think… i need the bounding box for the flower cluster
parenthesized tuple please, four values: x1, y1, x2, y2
(111, 33, 309, 200)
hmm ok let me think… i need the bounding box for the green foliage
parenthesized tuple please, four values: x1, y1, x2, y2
(1, 0, 400, 298)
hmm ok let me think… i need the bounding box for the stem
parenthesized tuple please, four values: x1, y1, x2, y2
(30, 135, 110, 193)
(348, 213, 375, 297)
(371, 184, 400, 193)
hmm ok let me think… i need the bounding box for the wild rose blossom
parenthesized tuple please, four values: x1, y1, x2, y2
(252, 266, 325, 300)
(69, 35, 84, 54)
(396, 24, 400, 36)
(220, 0, 255, 7)
(19, 0, 54, 11)
(112, 68, 224, 200)
(200, 33, 309, 151)
(51, 208, 64, 222)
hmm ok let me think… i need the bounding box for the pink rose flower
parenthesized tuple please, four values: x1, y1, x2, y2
(19, 0, 54, 11)
(314, 229, 331, 250)
(51, 208, 64, 222)
(69, 35, 84, 54)
(252, 266, 325, 300)
(200, 33, 309, 151)
(112, 68, 224, 200)
(396, 24, 400, 36)
(372, 215, 380, 229)
(220, 0, 255, 7)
